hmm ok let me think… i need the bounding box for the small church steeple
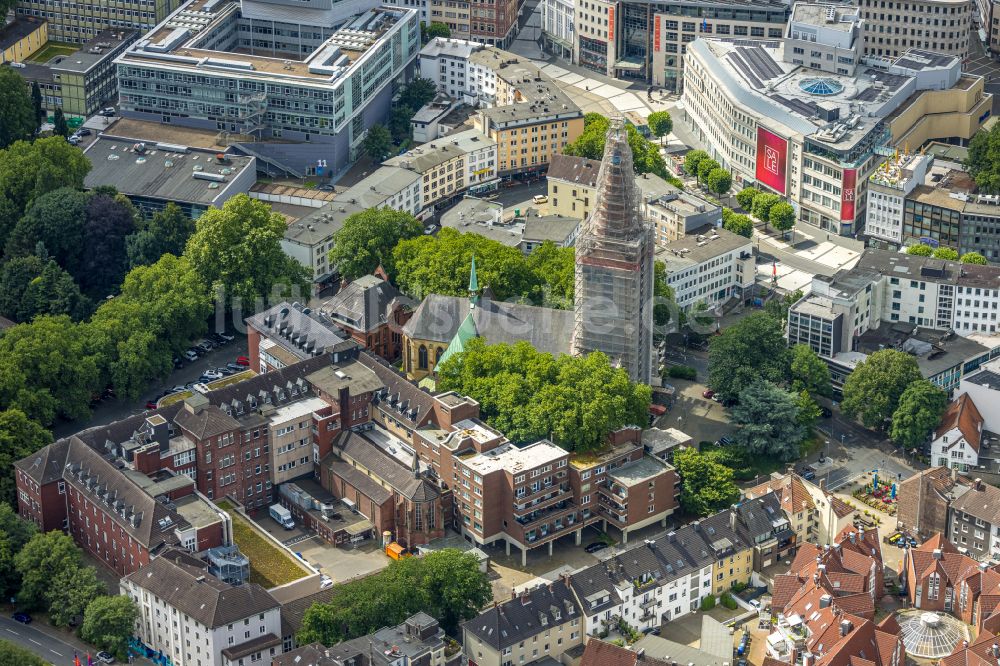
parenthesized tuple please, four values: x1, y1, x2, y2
(468, 255, 480, 309)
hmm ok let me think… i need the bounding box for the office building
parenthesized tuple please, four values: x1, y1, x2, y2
(683, 29, 990, 236)
(541, 0, 574, 59)
(116, 1, 421, 178)
(655, 226, 754, 311)
(0, 16, 46, 64)
(122, 549, 284, 666)
(572, 118, 655, 384)
(16, 0, 179, 44)
(866, 152, 933, 247)
(857, 0, 973, 60)
(573, 0, 789, 90)
(782, 4, 863, 76)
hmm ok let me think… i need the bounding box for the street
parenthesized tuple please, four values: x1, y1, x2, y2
(964, 28, 1000, 115)
(0, 613, 153, 665)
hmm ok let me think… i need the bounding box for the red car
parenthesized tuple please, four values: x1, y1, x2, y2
(145, 400, 158, 410)
(235, 356, 250, 367)
(702, 389, 715, 399)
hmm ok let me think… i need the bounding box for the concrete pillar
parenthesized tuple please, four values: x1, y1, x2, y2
(575, 528, 582, 546)
(506, 539, 511, 556)
(521, 546, 527, 567)
(661, 516, 668, 527)
(622, 528, 628, 545)
(548, 540, 553, 557)
(602, 519, 607, 532)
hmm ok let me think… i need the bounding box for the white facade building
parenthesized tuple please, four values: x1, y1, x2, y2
(866, 153, 932, 246)
(541, 0, 574, 59)
(418, 37, 483, 101)
(122, 552, 284, 666)
(930, 393, 984, 472)
(656, 227, 755, 310)
(782, 3, 863, 76)
(959, 358, 1000, 433)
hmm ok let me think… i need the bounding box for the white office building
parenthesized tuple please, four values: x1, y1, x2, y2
(656, 227, 755, 310)
(866, 153, 932, 247)
(541, 0, 574, 59)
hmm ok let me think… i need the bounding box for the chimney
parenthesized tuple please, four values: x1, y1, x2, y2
(820, 594, 832, 608)
(840, 619, 852, 637)
(976, 478, 984, 491)
(933, 549, 943, 560)
(952, 467, 958, 482)
(803, 654, 814, 666)
(991, 644, 999, 657)
(730, 511, 737, 532)
(849, 531, 856, 544)
(819, 478, 827, 491)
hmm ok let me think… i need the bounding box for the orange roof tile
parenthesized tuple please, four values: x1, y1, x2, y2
(937, 393, 984, 452)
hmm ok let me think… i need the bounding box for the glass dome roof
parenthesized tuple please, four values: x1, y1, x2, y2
(799, 78, 845, 96)
(898, 611, 968, 659)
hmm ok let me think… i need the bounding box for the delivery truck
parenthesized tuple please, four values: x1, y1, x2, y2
(269, 504, 295, 530)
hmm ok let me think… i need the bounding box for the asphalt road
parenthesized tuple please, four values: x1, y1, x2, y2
(0, 614, 100, 665)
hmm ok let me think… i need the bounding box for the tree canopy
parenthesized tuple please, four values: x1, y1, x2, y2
(889, 379, 948, 449)
(424, 22, 451, 41)
(967, 121, 1000, 192)
(126, 202, 195, 268)
(707, 312, 789, 402)
(769, 202, 796, 236)
(751, 192, 783, 226)
(0, 639, 48, 666)
(906, 243, 933, 256)
(14, 531, 83, 610)
(564, 115, 672, 182)
(0, 410, 51, 507)
(0, 504, 37, 601)
(841, 349, 923, 429)
(81, 595, 138, 662)
(961, 252, 988, 265)
(706, 168, 732, 197)
(0, 254, 91, 322)
(674, 447, 741, 517)
(328, 207, 424, 281)
(185, 194, 309, 311)
(437, 339, 650, 451)
(0, 68, 37, 150)
(731, 380, 806, 461)
(790, 343, 831, 397)
(647, 111, 673, 140)
(298, 549, 489, 644)
(683, 150, 710, 178)
(735, 187, 759, 211)
(361, 124, 393, 162)
(721, 208, 753, 238)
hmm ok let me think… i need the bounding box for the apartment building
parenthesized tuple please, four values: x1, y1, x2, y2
(857, 0, 972, 59)
(246, 301, 349, 374)
(282, 166, 423, 285)
(473, 98, 582, 179)
(123, 549, 283, 666)
(0, 16, 46, 64)
(931, 393, 985, 472)
(541, 0, 574, 59)
(655, 226, 754, 311)
(15, 435, 229, 575)
(948, 478, 1000, 562)
(16, 0, 178, 44)
(547, 154, 601, 220)
(279, 612, 461, 666)
(384, 129, 498, 207)
(116, 2, 420, 177)
(866, 152, 933, 247)
(462, 580, 583, 666)
(683, 30, 989, 236)
(574, 0, 789, 89)
(896, 466, 971, 539)
(746, 472, 856, 546)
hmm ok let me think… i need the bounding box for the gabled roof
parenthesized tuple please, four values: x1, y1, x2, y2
(334, 430, 439, 502)
(125, 549, 279, 628)
(321, 274, 414, 334)
(579, 639, 640, 666)
(937, 393, 984, 452)
(747, 472, 817, 514)
(174, 403, 240, 440)
(435, 309, 478, 372)
(361, 351, 438, 429)
(940, 631, 1000, 666)
(463, 580, 580, 650)
(951, 480, 1000, 525)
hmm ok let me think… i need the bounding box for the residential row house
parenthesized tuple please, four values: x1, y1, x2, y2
(385, 129, 499, 207)
(746, 472, 857, 548)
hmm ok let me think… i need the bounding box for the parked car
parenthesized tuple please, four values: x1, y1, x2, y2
(211, 334, 229, 346)
(799, 466, 816, 481)
(99, 107, 117, 116)
(12, 613, 31, 624)
(68, 135, 81, 145)
(145, 400, 158, 410)
(183, 350, 199, 362)
(173, 356, 183, 369)
(532, 194, 548, 204)
(217, 331, 235, 342)
(227, 362, 244, 372)
(702, 389, 715, 399)
(169, 385, 187, 394)
(96, 651, 116, 664)
(320, 575, 334, 589)
(584, 542, 608, 554)
(217, 366, 235, 376)
(820, 406, 833, 418)
(202, 370, 223, 381)
(236, 356, 250, 366)
(716, 436, 733, 447)
(195, 340, 214, 352)
(75, 128, 93, 136)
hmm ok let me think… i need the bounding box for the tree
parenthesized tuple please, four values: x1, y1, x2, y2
(841, 349, 923, 429)
(731, 380, 805, 461)
(769, 202, 796, 238)
(722, 210, 753, 238)
(647, 111, 673, 143)
(653, 259, 677, 328)
(0, 504, 37, 600)
(0, 410, 51, 507)
(185, 194, 309, 311)
(525, 241, 575, 307)
(425, 22, 451, 41)
(0, 137, 90, 244)
(674, 447, 741, 517)
(735, 187, 759, 211)
(696, 158, 720, 186)
(961, 252, 989, 265)
(388, 104, 414, 143)
(0, 639, 48, 666)
(0, 68, 36, 149)
(706, 168, 732, 197)
(48, 565, 105, 628)
(399, 78, 438, 111)
(790, 344, 831, 397)
(563, 117, 672, 181)
(794, 389, 822, 428)
(967, 121, 1000, 192)
(53, 108, 69, 138)
(328, 207, 424, 281)
(361, 124, 393, 161)
(30, 82, 43, 128)
(125, 202, 195, 268)
(932, 247, 959, 260)
(79, 193, 138, 297)
(4, 187, 88, 272)
(437, 340, 650, 451)
(564, 114, 610, 161)
(751, 192, 782, 227)
(707, 312, 789, 402)
(683, 150, 710, 178)
(0, 316, 102, 425)
(906, 243, 933, 256)
(81, 595, 138, 662)
(890, 379, 948, 450)
(0, 254, 91, 322)
(763, 289, 803, 324)
(14, 531, 83, 610)
(419, 550, 492, 634)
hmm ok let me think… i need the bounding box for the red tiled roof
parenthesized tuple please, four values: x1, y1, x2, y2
(940, 631, 999, 666)
(829, 494, 856, 518)
(748, 473, 816, 513)
(937, 393, 984, 452)
(580, 639, 639, 666)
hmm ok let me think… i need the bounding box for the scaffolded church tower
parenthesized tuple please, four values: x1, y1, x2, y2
(571, 118, 655, 384)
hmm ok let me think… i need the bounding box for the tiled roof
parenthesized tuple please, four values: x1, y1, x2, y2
(361, 351, 438, 429)
(940, 630, 1000, 666)
(579, 639, 640, 666)
(324, 460, 393, 505)
(747, 473, 817, 513)
(546, 154, 601, 188)
(951, 481, 1000, 525)
(463, 580, 580, 650)
(174, 403, 240, 439)
(829, 495, 856, 518)
(335, 430, 439, 502)
(125, 550, 279, 628)
(937, 393, 984, 452)
(321, 275, 414, 334)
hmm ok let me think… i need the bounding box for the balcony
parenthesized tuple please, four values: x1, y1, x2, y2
(516, 499, 576, 528)
(514, 485, 572, 515)
(639, 597, 658, 609)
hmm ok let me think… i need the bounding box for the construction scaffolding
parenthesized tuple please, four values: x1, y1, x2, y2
(571, 117, 655, 384)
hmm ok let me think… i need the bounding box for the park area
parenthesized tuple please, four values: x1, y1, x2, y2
(216, 501, 310, 588)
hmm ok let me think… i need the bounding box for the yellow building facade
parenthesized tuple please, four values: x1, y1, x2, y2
(0, 17, 47, 64)
(712, 548, 753, 596)
(474, 113, 584, 176)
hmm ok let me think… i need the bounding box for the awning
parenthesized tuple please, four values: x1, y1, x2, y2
(345, 519, 374, 536)
(614, 59, 644, 71)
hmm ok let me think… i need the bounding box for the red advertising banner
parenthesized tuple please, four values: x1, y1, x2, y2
(754, 127, 788, 195)
(841, 168, 857, 221)
(609, 7, 615, 43)
(654, 16, 661, 52)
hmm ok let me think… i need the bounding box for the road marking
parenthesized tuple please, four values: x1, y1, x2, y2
(50, 650, 63, 657)
(29, 638, 41, 645)
(5, 628, 16, 635)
